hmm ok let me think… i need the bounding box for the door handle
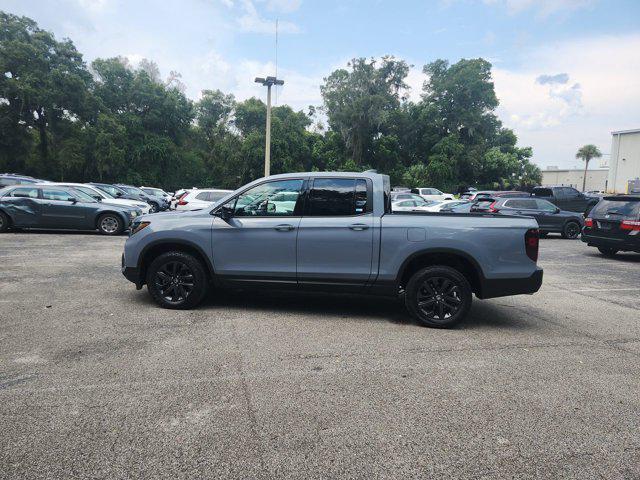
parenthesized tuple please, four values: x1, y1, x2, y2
(349, 223, 369, 231)
(274, 224, 295, 231)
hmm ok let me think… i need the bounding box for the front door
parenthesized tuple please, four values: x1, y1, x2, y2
(39, 187, 90, 229)
(211, 179, 305, 283)
(297, 178, 374, 286)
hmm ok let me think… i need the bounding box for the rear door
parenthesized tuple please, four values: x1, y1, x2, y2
(297, 178, 374, 286)
(1, 186, 41, 226)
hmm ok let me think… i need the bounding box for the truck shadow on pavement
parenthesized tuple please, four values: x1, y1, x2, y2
(129, 288, 536, 331)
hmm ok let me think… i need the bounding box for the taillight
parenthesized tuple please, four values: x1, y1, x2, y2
(620, 220, 640, 231)
(488, 201, 499, 213)
(525, 229, 539, 262)
(177, 199, 189, 206)
(584, 217, 593, 228)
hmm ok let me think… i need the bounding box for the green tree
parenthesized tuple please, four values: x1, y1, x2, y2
(575, 144, 602, 192)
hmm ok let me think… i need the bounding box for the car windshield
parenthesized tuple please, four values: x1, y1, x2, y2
(590, 199, 640, 219)
(121, 186, 145, 195)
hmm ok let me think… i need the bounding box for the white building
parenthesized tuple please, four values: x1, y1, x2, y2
(541, 167, 609, 192)
(608, 128, 640, 193)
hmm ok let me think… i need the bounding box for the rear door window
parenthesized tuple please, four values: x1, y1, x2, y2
(195, 192, 210, 201)
(535, 199, 558, 212)
(307, 178, 370, 216)
(7, 187, 38, 198)
(504, 199, 537, 209)
(532, 188, 553, 198)
(42, 188, 73, 201)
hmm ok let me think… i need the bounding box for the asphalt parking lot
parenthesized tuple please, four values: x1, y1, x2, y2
(1, 232, 639, 479)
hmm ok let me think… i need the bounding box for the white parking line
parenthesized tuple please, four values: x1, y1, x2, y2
(571, 287, 640, 292)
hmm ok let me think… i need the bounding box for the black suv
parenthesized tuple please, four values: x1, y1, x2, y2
(582, 196, 640, 256)
(471, 197, 584, 239)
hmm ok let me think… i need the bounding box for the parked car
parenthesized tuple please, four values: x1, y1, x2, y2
(411, 188, 455, 201)
(0, 174, 49, 187)
(140, 186, 172, 203)
(54, 182, 151, 214)
(531, 186, 598, 214)
(122, 171, 543, 328)
(392, 198, 439, 212)
(115, 184, 170, 212)
(423, 200, 470, 212)
(444, 202, 474, 213)
(460, 190, 494, 201)
(175, 189, 233, 211)
(390, 192, 426, 203)
(471, 197, 584, 239)
(0, 184, 139, 235)
(582, 195, 640, 256)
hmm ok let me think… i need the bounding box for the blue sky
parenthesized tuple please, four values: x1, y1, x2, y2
(2, 0, 639, 169)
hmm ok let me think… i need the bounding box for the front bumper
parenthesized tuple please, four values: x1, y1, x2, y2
(121, 253, 143, 289)
(477, 267, 543, 299)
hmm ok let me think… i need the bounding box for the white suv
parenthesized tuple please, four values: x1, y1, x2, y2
(175, 189, 232, 211)
(411, 188, 454, 201)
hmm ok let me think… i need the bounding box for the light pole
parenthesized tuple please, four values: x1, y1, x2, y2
(254, 76, 284, 177)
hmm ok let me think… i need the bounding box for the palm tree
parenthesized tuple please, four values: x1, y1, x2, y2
(575, 144, 602, 192)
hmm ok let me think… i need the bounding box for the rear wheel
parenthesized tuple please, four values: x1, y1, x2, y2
(97, 214, 123, 235)
(405, 266, 472, 328)
(597, 247, 618, 257)
(146, 252, 208, 309)
(562, 221, 581, 239)
(0, 211, 10, 232)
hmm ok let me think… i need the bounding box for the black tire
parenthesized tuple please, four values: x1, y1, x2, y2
(149, 202, 159, 213)
(597, 247, 618, 257)
(405, 266, 473, 328)
(0, 211, 10, 232)
(562, 221, 581, 239)
(146, 251, 208, 309)
(97, 213, 124, 235)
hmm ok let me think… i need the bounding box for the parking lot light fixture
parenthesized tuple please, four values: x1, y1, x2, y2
(254, 76, 285, 177)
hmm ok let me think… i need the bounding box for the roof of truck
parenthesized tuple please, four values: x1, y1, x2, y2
(261, 171, 384, 180)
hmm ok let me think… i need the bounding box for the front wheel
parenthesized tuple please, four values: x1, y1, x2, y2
(598, 247, 618, 257)
(97, 214, 123, 235)
(146, 252, 208, 309)
(149, 202, 159, 213)
(405, 266, 472, 328)
(562, 221, 581, 239)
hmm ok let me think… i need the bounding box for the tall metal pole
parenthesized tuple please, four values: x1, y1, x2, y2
(265, 83, 272, 177)
(255, 76, 284, 178)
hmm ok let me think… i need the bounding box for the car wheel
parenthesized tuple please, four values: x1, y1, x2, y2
(0, 211, 10, 232)
(149, 202, 159, 213)
(597, 247, 618, 257)
(562, 221, 581, 239)
(97, 214, 123, 235)
(405, 266, 472, 328)
(146, 252, 208, 309)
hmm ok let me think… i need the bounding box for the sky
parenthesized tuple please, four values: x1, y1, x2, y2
(2, 0, 639, 170)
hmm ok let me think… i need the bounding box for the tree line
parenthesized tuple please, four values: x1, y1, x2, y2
(0, 11, 541, 192)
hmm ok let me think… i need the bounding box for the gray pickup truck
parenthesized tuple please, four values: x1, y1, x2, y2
(122, 171, 543, 327)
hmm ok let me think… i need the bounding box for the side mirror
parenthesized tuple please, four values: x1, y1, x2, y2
(555, 207, 561, 214)
(215, 205, 234, 220)
(115, 191, 122, 197)
(93, 195, 102, 201)
(67, 197, 77, 204)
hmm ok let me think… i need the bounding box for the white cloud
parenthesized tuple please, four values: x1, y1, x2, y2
(493, 34, 640, 168)
(261, 0, 302, 13)
(237, 0, 300, 33)
(482, 0, 594, 16)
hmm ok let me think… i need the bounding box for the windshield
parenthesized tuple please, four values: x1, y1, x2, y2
(75, 185, 109, 199)
(120, 186, 145, 195)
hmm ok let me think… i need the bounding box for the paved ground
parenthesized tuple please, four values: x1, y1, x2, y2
(1, 231, 639, 479)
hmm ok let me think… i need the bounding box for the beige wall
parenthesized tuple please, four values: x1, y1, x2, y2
(541, 168, 609, 191)
(608, 130, 640, 193)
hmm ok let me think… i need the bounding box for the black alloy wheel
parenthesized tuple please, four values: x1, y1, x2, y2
(562, 221, 581, 239)
(149, 202, 159, 213)
(146, 251, 208, 309)
(405, 266, 472, 328)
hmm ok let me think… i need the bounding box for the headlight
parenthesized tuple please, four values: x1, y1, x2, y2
(131, 221, 150, 235)
(130, 210, 138, 218)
